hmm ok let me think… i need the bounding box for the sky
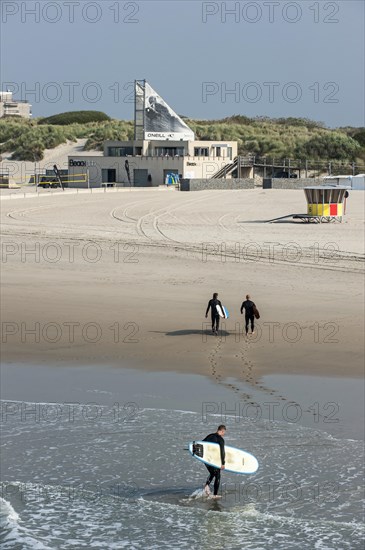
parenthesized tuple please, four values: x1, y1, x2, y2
(1, 0, 364, 127)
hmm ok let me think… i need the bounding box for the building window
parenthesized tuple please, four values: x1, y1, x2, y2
(108, 147, 134, 157)
(194, 147, 209, 157)
(154, 147, 185, 157)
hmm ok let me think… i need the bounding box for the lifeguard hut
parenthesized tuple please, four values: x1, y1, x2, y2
(302, 186, 349, 223)
(267, 185, 349, 224)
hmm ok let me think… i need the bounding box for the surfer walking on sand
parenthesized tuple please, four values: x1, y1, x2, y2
(240, 294, 258, 336)
(203, 425, 226, 498)
(205, 292, 223, 335)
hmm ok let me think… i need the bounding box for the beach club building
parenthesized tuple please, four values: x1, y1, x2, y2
(68, 81, 238, 187)
(0, 91, 32, 119)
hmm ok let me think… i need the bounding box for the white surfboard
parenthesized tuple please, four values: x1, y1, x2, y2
(216, 305, 229, 319)
(189, 441, 258, 475)
(223, 306, 229, 319)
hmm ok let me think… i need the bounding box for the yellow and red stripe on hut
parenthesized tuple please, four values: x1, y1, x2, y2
(307, 203, 343, 216)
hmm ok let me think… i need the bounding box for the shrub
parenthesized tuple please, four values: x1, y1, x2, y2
(297, 133, 361, 160)
(351, 129, 365, 147)
(38, 111, 111, 125)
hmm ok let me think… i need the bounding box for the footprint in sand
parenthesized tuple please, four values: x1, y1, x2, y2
(239, 344, 292, 402)
(207, 334, 289, 404)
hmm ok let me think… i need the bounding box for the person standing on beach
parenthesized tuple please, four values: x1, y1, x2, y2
(203, 425, 226, 498)
(240, 294, 257, 335)
(205, 293, 223, 334)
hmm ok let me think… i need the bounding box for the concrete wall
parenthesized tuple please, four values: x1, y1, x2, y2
(180, 178, 255, 191)
(239, 166, 254, 178)
(183, 158, 236, 179)
(68, 154, 238, 187)
(68, 156, 184, 187)
(263, 178, 322, 189)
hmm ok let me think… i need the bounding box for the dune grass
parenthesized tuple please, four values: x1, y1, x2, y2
(0, 114, 363, 167)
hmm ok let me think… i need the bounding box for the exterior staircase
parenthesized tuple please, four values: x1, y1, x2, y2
(210, 156, 238, 179)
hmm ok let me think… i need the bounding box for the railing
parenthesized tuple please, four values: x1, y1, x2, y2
(107, 153, 234, 160)
(208, 156, 365, 179)
(238, 156, 364, 172)
(0, 99, 30, 104)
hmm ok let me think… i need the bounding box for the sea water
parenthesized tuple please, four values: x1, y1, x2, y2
(1, 398, 364, 549)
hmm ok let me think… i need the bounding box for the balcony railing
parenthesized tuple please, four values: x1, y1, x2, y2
(0, 99, 30, 104)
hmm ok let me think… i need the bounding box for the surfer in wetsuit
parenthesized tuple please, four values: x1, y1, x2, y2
(240, 294, 256, 335)
(205, 293, 223, 334)
(203, 425, 226, 498)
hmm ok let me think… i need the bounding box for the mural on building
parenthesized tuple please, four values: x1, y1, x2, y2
(135, 81, 194, 141)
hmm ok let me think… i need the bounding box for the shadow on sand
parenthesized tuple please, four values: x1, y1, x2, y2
(149, 329, 231, 337)
(237, 218, 303, 224)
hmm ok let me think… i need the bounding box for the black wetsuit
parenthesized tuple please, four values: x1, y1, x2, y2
(206, 298, 223, 332)
(241, 299, 256, 334)
(203, 432, 225, 495)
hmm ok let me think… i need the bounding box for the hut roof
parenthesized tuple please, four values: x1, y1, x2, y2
(303, 185, 350, 190)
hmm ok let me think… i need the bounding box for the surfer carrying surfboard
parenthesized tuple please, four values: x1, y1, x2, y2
(203, 425, 226, 498)
(240, 294, 258, 336)
(205, 293, 224, 335)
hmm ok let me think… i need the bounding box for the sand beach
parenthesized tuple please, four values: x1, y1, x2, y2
(1, 188, 364, 382)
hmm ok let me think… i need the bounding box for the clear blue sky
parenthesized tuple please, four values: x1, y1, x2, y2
(1, 0, 364, 127)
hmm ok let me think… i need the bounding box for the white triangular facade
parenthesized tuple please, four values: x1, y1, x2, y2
(136, 82, 194, 141)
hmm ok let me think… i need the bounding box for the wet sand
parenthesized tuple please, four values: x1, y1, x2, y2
(1, 364, 363, 440)
(1, 189, 364, 427)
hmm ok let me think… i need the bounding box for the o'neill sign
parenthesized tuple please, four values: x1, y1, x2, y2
(145, 132, 192, 141)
